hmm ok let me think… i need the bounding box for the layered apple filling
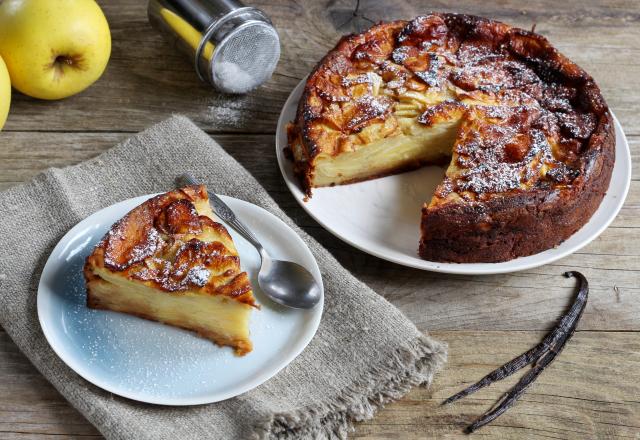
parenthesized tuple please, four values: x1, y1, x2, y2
(87, 267, 253, 354)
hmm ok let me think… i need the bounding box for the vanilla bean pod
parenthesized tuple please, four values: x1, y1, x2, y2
(443, 271, 589, 433)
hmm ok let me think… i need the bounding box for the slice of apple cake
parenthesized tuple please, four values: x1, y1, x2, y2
(84, 185, 257, 355)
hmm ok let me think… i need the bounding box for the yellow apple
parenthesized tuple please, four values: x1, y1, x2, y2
(0, 55, 10, 130)
(0, 0, 111, 100)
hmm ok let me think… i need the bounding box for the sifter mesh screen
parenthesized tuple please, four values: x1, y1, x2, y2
(211, 22, 280, 94)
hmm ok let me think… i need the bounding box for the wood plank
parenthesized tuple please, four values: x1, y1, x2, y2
(0, 132, 126, 191)
(0, 132, 638, 332)
(2, 329, 638, 439)
(2, 0, 639, 134)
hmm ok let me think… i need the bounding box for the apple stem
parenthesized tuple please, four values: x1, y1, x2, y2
(50, 54, 85, 81)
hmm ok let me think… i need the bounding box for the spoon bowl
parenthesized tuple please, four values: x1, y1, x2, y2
(258, 253, 323, 309)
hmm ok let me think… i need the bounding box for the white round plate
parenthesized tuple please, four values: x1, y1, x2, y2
(276, 79, 632, 274)
(38, 194, 323, 405)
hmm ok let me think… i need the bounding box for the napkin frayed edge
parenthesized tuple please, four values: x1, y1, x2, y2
(254, 334, 447, 439)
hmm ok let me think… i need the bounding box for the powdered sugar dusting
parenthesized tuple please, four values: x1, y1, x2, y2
(345, 95, 392, 130)
(103, 225, 163, 270)
(459, 162, 522, 193)
(127, 228, 161, 266)
(183, 266, 211, 287)
(391, 46, 410, 64)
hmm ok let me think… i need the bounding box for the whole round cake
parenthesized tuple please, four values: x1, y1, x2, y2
(286, 13, 615, 263)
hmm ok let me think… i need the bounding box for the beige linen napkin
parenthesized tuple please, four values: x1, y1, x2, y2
(0, 116, 446, 439)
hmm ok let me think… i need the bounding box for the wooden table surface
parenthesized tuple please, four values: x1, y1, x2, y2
(2, 0, 639, 438)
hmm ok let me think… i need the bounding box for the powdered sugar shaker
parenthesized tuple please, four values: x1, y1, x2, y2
(148, 0, 281, 94)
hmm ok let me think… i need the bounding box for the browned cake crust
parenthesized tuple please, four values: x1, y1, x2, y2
(85, 186, 255, 303)
(287, 13, 615, 263)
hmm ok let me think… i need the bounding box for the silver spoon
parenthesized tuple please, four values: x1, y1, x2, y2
(177, 174, 322, 309)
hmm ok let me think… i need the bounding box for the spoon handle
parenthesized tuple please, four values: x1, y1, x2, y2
(177, 174, 264, 252)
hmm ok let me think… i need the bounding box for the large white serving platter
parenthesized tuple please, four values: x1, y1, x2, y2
(38, 194, 323, 405)
(276, 79, 631, 274)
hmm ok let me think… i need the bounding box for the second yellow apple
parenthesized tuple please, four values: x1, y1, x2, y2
(0, 55, 10, 130)
(0, 0, 111, 100)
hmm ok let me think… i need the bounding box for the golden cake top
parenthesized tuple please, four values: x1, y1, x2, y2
(289, 13, 610, 200)
(85, 185, 255, 306)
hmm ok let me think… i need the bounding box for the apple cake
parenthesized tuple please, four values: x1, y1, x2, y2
(286, 13, 615, 263)
(84, 185, 257, 355)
